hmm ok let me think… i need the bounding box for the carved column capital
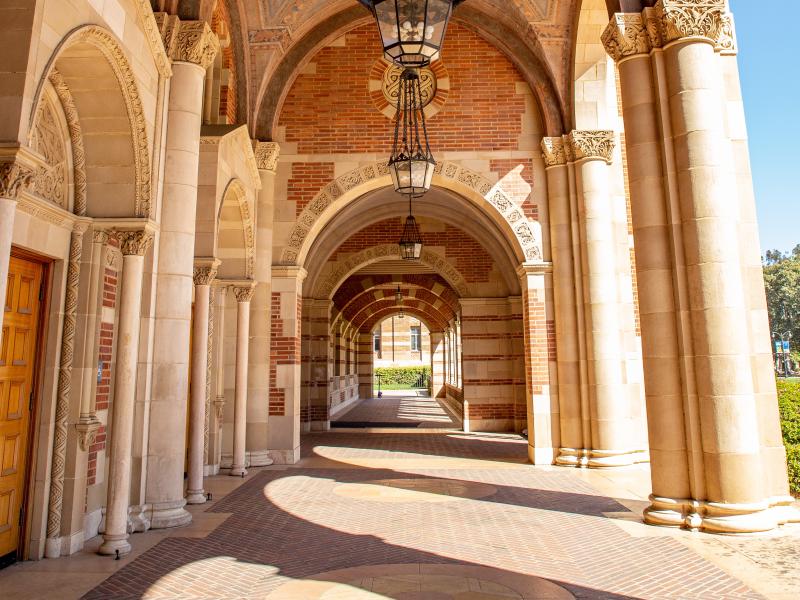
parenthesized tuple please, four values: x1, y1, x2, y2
(116, 230, 155, 256)
(232, 283, 256, 303)
(541, 137, 568, 168)
(602, 13, 650, 62)
(253, 141, 280, 173)
(193, 259, 220, 286)
(654, 0, 736, 53)
(156, 14, 220, 69)
(567, 131, 616, 164)
(0, 161, 34, 199)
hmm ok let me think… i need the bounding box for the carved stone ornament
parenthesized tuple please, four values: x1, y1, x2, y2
(214, 397, 225, 422)
(568, 131, 615, 164)
(656, 0, 728, 47)
(602, 13, 650, 62)
(193, 262, 219, 286)
(232, 284, 256, 303)
(116, 229, 155, 256)
(253, 141, 280, 172)
(0, 161, 34, 199)
(75, 419, 101, 452)
(541, 137, 567, 168)
(171, 20, 220, 69)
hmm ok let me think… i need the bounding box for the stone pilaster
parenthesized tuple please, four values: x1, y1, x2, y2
(146, 17, 219, 530)
(99, 229, 154, 556)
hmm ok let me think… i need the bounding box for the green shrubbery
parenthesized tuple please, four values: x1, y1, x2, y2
(777, 379, 800, 495)
(374, 366, 431, 388)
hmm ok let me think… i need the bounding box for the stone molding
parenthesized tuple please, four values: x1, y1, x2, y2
(253, 141, 280, 172)
(540, 137, 567, 168)
(116, 229, 155, 256)
(193, 259, 220, 285)
(232, 283, 256, 303)
(48, 69, 87, 216)
(603, 0, 736, 61)
(133, 0, 172, 77)
(156, 14, 220, 69)
(567, 131, 615, 164)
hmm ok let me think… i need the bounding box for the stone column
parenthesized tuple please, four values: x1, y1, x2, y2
(146, 17, 218, 529)
(0, 155, 34, 335)
(186, 260, 218, 503)
(248, 142, 279, 466)
(568, 130, 646, 467)
(268, 267, 306, 464)
(231, 283, 255, 476)
(430, 332, 446, 401)
(99, 230, 154, 556)
(542, 138, 587, 465)
(208, 284, 227, 471)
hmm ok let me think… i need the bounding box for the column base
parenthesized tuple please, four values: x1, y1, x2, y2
(230, 465, 248, 477)
(247, 450, 274, 467)
(186, 489, 207, 504)
(98, 534, 131, 557)
(148, 499, 192, 529)
(644, 494, 800, 533)
(556, 447, 649, 468)
(267, 446, 301, 465)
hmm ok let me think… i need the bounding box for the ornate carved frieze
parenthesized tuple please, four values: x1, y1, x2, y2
(0, 161, 34, 199)
(602, 13, 649, 62)
(567, 131, 615, 164)
(541, 137, 567, 168)
(253, 141, 281, 172)
(158, 16, 220, 69)
(116, 229, 155, 256)
(232, 284, 256, 303)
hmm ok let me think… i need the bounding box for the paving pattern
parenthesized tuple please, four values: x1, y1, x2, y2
(333, 392, 460, 428)
(81, 432, 764, 600)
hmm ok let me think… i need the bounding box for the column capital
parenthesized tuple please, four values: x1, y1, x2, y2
(155, 13, 220, 69)
(231, 281, 256, 303)
(193, 258, 220, 285)
(567, 130, 615, 164)
(656, 0, 734, 52)
(0, 146, 42, 200)
(541, 137, 568, 168)
(602, 13, 650, 63)
(115, 229, 155, 256)
(252, 141, 280, 173)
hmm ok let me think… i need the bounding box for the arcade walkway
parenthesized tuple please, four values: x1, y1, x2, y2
(1, 433, 798, 599)
(332, 391, 461, 429)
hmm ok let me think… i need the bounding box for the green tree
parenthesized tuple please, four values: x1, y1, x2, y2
(763, 250, 800, 353)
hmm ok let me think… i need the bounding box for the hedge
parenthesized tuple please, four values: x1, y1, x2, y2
(374, 366, 431, 387)
(777, 379, 800, 495)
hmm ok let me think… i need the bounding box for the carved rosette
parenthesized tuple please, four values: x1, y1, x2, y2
(253, 141, 281, 173)
(602, 13, 650, 62)
(116, 230, 154, 256)
(541, 137, 567, 168)
(167, 19, 220, 69)
(193, 262, 219, 286)
(568, 131, 616, 164)
(232, 284, 256, 303)
(0, 161, 34, 199)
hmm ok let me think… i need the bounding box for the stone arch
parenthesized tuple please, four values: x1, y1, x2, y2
(279, 160, 543, 268)
(30, 25, 152, 218)
(312, 244, 469, 299)
(216, 178, 255, 279)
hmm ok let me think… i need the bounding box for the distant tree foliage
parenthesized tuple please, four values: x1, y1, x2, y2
(763, 244, 800, 355)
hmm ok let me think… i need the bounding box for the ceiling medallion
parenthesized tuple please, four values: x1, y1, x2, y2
(369, 58, 450, 120)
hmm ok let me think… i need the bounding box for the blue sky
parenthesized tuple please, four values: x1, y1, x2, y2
(730, 0, 798, 254)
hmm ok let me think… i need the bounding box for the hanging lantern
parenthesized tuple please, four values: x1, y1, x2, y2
(395, 285, 404, 305)
(389, 69, 435, 196)
(358, 0, 462, 67)
(398, 194, 423, 261)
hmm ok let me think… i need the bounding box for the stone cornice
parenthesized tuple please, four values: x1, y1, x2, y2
(155, 14, 220, 69)
(541, 137, 567, 168)
(567, 131, 615, 164)
(253, 141, 280, 173)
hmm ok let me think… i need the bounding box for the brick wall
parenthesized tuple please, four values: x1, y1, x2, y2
(289, 162, 335, 216)
(270, 293, 302, 416)
(278, 23, 527, 154)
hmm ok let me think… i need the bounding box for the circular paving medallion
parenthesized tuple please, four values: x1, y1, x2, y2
(266, 564, 575, 600)
(369, 58, 450, 120)
(333, 478, 497, 503)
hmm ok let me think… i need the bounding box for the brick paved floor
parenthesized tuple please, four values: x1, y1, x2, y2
(72, 432, 772, 600)
(334, 392, 460, 428)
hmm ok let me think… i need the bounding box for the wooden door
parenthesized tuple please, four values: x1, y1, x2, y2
(0, 256, 44, 560)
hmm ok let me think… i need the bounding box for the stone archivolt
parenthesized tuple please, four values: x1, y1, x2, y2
(48, 69, 87, 216)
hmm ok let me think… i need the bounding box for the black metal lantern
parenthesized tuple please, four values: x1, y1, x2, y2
(389, 69, 435, 196)
(395, 285, 404, 305)
(358, 0, 463, 67)
(398, 194, 423, 261)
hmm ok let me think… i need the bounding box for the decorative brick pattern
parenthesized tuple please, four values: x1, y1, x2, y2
(278, 24, 527, 154)
(289, 162, 335, 217)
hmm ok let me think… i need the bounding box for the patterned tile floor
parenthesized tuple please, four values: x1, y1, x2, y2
(2, 432, 799, 599)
